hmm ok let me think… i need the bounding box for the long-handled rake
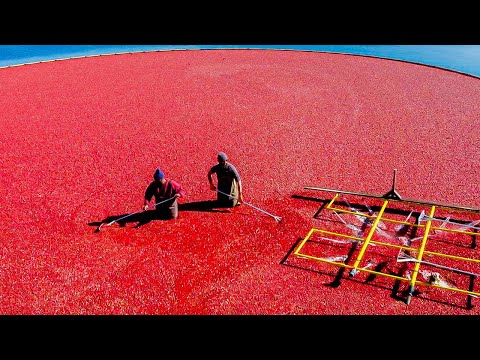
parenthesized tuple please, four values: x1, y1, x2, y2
(216, 189, 282, 222)
(96, 196, 177, 232)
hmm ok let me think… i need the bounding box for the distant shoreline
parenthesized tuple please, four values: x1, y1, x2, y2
(1, 45, 480, 77)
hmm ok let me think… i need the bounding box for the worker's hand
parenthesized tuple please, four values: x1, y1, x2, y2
(174, 193, 181, 198)
(142, 204, 149, 211)
(210, 183, 217, 191)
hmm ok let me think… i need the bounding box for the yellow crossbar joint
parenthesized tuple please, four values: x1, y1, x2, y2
(348, 200, 389, 277)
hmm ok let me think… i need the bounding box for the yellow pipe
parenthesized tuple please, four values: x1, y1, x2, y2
(374, 218, 420, 226)
(326, 193, 340, 209)
(312, 228, 363, 241)
(295, 253, 347, 266)
(295, 253, 408, 281)
(294, 228, 315, 255)
(327, 206, 374, 217)
(327, 204, 479, 233)
(349, 200, 389, 276)
(416, 281, 480, 297)
(312, 228, 416, 251)
(327, 204, 423, 227)
(420, 250, 480, 264)
(370, 240, 416, 251)
(430, 226, 479, 236)
(406, 206, 435, 304)
(311, 228, 480, 264)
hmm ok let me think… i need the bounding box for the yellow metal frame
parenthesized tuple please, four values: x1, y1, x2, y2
(294, 193, 480, 304)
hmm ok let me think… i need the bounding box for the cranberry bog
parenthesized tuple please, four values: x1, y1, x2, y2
(1, 49, 479, 315)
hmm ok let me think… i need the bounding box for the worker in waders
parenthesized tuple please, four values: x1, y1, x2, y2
(143, 168, 186, 219)
(208, 152, 243, 207)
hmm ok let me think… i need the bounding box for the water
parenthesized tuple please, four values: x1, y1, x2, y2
(1, 45, 479, 77)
